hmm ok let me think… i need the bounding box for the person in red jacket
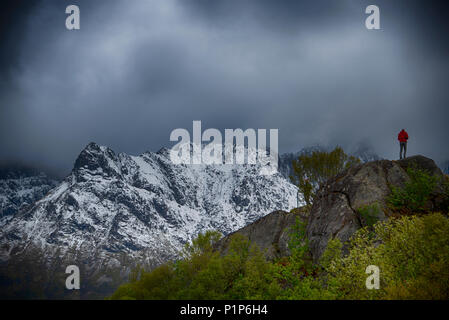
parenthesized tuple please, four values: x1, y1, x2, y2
(398, 129, 409, 159)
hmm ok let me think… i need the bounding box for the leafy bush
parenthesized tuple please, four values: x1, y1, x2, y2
(442, 177, 449, 212)
(357, 203, 382, 228)
(290, 147, 360, 206)
(322, 213, 449, 299)
(109, 231, 281, 300)
(388, 167, 438, 213)
(110, 213, 449, 300)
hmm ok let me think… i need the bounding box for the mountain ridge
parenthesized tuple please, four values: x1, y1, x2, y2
(0, 164, 58, 220)
(0, 142, 298, 267)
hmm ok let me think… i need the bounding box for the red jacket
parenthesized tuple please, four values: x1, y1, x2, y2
(398, 130, 409, 143)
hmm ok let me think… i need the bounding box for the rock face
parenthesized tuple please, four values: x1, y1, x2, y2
(0, 142, 298, 266)
(216, 209, 307, 260)
(306, 155, 445, 262)
(0, 166, 58, 220)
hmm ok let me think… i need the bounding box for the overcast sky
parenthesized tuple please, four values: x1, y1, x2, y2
(1, 0, 448, 176)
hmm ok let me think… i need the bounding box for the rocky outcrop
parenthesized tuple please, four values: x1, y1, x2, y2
(216, 209, 307, 260)
(306, 155, 446, 262)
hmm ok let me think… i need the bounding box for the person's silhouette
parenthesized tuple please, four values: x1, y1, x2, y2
(398, 129, 409, 159)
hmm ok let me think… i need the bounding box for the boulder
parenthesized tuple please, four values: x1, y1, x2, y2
(306, 155, 445, 262)
(215, 209, 307, 260)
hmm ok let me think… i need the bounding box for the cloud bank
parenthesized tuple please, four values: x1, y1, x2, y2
(1, 0, 448, 175)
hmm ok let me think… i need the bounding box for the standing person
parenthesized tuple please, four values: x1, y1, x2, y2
(398, 129, 409, 159)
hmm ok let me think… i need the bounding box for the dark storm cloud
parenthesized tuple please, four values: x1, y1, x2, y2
(0, 0, 448, 175)
(0, 1, 38, 76)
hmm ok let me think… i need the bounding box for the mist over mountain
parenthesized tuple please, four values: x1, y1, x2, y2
(1, 0, 449, 175)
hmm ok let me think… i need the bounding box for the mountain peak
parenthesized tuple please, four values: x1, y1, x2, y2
(1, 142, 298, 267)
(73, 142, 121, 181)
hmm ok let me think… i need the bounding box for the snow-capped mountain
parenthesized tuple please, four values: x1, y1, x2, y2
(0, 143, 298, 266)
(0, 165, 58, 219)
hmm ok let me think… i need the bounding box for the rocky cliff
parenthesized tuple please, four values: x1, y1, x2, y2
(218, 155, 447, 264)
(306, 155, 445, 262)
(216, 209, 307, 260)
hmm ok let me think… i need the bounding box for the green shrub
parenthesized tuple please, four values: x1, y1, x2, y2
(110, 213, 449, 300)
(358, 203, 382, 228)
(109, 231, 279, 300)
(290, 146, 360, 206)
(388, 167, 438, 213)
(322, 213, 449, 299)
(441, 177, 449, 212)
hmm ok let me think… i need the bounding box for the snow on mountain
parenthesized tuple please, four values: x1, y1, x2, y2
(0, 166, 58, 221)
(0, 143, 298, 266)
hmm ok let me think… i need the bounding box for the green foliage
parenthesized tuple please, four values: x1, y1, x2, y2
(321, 228, 384, 299)
(442, 176, 449, 212)
(290, 147, 360, 206)
(319, 237, 342, 271)
(288, 217, 308, 260)
(358, 203, 382, 228)
(388, 167, 438, 213)
(322, 213, 449, 299)
(109, 231, 281, 300)
(111, 213, 449, 300)
(271, 218, 309, 289)
(181, 230, 222, 259)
